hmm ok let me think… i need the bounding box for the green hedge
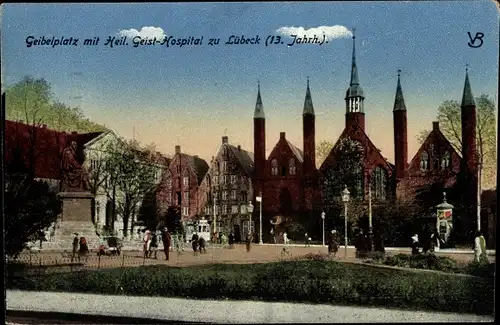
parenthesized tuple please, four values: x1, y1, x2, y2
(7, 261, 494, 315)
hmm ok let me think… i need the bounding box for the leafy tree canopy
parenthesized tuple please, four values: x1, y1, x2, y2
(5, 176, 61, 258)
(5, 76, 107, 133)
(416, 95, 496, 189)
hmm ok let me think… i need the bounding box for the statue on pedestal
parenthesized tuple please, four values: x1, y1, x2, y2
(60, 141, 90, 192)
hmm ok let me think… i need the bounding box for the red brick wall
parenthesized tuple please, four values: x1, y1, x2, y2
(393, 110, 408, 179)
(345, 112, 365, 132)
(259, 134, 304, 214)
(157, 151, 204, 222)
(303, 114, 316, 174)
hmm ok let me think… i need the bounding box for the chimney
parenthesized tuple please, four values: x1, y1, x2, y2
(433, 121, 439, 131)
(237, 145, 241, 151)
(280, 132, 286, 139)
(175, 145, 181, 154)
(222, 136, 228, 144)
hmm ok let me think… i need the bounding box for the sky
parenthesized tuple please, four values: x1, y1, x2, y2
(2, 2, 499, 165)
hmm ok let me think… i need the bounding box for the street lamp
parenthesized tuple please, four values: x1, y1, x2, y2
(342, 186, 350, 259)
(256, 193, 263, 244)
(213, 196, 217, 237)
(321, 211, 326, 246)
(367, 179, 374, 253)
(248, 201, 254, 238)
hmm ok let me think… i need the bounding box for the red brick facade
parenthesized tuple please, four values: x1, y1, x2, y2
(156, 145, 209, 222)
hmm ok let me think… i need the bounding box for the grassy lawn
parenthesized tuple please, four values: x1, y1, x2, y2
(6, 260, 494, 316)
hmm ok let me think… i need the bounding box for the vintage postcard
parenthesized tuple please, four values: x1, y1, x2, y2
(3, 1, 497, 323)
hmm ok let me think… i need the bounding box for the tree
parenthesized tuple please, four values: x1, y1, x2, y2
(322, 137, 366, 235)
(5, 76, 107, 133)
(416, 95, 497, 189)
(316, 140, 334, 167)
(5, 176, 61, 258)
(137, 189, 160, 230)
(102, 138, 159, 238)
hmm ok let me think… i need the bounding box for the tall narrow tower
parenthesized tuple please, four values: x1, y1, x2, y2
(393, 69, 408, 180)
(460, 67, 478, 222)
(303, 77, 316, 175)
(253, 81, 266, 189)
(345, 30, 365, 131)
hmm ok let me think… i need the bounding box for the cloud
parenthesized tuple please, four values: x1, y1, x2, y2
(276, 25, 352, 41)
(118, 26, 167, 39)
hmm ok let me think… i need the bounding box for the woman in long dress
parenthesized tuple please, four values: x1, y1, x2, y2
(143, 230, 152, 258)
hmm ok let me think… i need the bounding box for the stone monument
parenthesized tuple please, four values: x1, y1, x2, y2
(54, 141, 99, 249)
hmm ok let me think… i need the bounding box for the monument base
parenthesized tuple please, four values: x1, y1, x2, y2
(53, 192, 100, 250)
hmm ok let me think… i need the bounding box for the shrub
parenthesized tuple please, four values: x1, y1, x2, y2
(7, 261, 494, 315)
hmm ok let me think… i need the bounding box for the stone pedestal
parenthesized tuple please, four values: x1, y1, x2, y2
(54, 192, 100, 249)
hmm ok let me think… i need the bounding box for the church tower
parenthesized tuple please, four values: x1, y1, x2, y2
(253, 81, 266, 193)
(393, 69, 408, 180)
(303, 77, 316, 175)
(345, 30, 365, 131)
(460, 67, 478, 224)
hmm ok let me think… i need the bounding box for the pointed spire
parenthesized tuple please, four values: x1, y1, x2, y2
(350, 29, 359, 86)
(393, 69, 407, 111)
(461, 65, 476, 108)
(345, 29, 364, 100)
(303, 77, 315, 115)
(254, 80, 265, 119)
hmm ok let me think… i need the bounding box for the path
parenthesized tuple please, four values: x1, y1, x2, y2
(6, 290, 493, 323)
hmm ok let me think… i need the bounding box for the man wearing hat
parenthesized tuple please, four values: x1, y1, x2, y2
(161, 227, 172, 260)
(72, 233, 79, 261)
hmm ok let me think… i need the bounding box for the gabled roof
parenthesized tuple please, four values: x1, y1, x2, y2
(177, 153, 209, 185)
(408, 125, 462, 169)
(286, 140, 304, 163)
(320, 122, 392, 172)
(5, 120, 103, 179)
(227, 144, 254, 176)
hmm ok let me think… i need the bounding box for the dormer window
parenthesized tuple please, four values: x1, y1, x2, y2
(420, 151, 429, 171)
(441, 151, 451, 170)
(289, 158, 296, 175)
(222, 161, 228, 172)
(271, 159, 278, 176)
(183, 176, 189, 187)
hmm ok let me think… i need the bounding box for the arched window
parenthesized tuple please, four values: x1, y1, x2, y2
(289, 158, 296, 175)
(271, 159, 279, 176)
(372, 166, 387, 200)
(420, 151, 429, 171)
(354, 165, 364, 199)
(441, 151, 451, 170)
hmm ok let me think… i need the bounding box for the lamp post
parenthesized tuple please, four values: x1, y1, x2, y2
(321, 211, 326, 246)
(248, 201, 254, 238)
(367, 179, 374, 253)
(256, 193, 263, 244)
(213, 196, 217, 237)
(342, 186, 350, 259)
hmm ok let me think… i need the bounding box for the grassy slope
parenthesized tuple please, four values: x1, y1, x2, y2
(7, 261, 495, 316)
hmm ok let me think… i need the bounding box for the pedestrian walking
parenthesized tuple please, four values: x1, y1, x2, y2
(150, 232, 159, 259)
(411, 234, 420, 255)
(72, 233, 79, 261)
(161, 228, 172, 260)
(78, 236, 89, 262)
(328, 230, 339, 257)
(143, 230, 152, 258)
(283, 232, 289, 245)
(474, 230, 487, 263)
(199, 236, 207, 254)
(191, 232, 199, 255)
(228, 232, 235, 249)
(245, 232, 252, 252)
(355, 230, 367, 259)
(304, 233, 311, 247)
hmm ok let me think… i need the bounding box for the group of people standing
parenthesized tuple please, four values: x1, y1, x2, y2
(143, 228, 172, 260)
(72, 233, 89, 261)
